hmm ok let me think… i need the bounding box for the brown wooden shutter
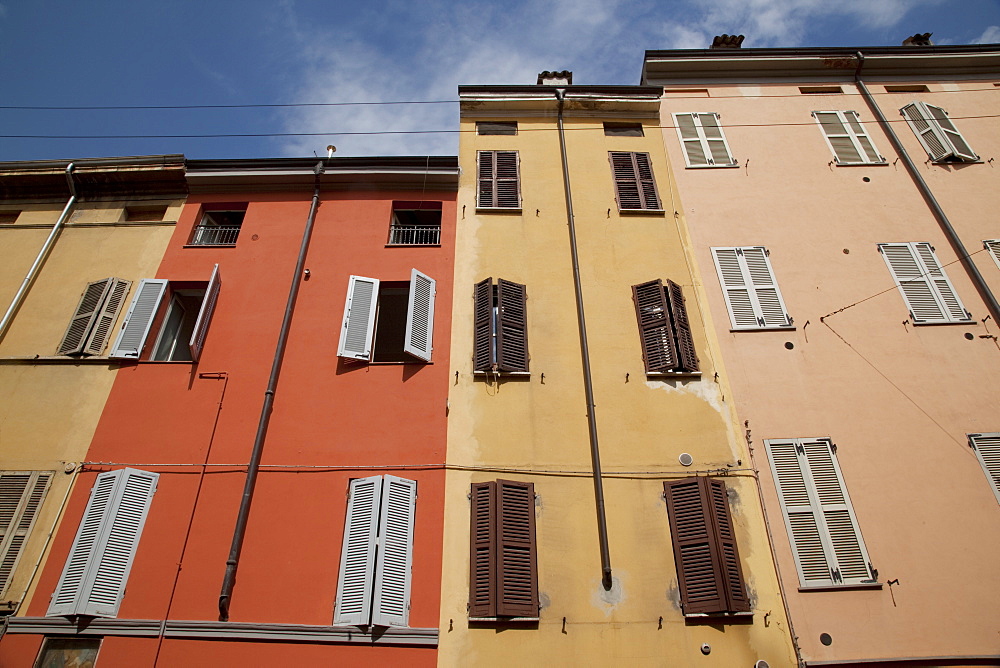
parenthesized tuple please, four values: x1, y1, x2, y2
(469, 481, 497, 617)
(664, 478, 748, 615)
(496, 479, 538, 617)
(477, 151, 495, 208)
(478, 151, 520, 208)
(83, 278, 131, 356)
(58, 279, 114, 355)
(496, 279, 528, 372)
(610, 152, 660, 210)
(633, 152, 661, 209)
(632, 280, 677, 373)
(665, 280, 698, 372)
(473, 278, 494, 372)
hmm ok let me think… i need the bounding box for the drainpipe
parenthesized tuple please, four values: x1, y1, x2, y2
(854, 51, 1000, 325)
(218, 162, 324, 621)
(554, 88, 613, 588)
(0, 163, 76, 342)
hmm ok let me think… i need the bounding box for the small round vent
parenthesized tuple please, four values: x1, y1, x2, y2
(755, 661, 770, 668)
(679, 453, 694, 467)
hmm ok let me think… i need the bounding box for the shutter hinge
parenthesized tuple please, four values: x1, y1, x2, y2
(830, 442, 837, 454)
(868, 563, 878, 580)
(735, 248, 744, 256)
(929, 244, 936, 252)
(795, 443, 805, 454)
(832, 568, 842, 583)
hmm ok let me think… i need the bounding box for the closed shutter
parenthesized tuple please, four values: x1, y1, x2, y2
(477, 151, 521, 209)
(473, 278, 494, 372)
(469, 482, 497, 617)
(901, 102, 977, 162)
(337, 276, 380, 361)
(879, 242, 971, 323)
(403, 269, 436, 362)
(968, 433, 1000, 506)
(334, 476, 382, 625)
(495, 479, 538, 617)
(632, 279, 678, 373)
(83, 278, 131, 356)
(0, 472, 51, 598)
(813, 111, 882, 164)
(58, 279, 114, 355)
(609, 152, 661, 210)
(765, 439, 874, 587)
(664, 478, 749, 614)
(189, 264, 221, 362)
(496, 279, 528, 372)
(983, 240, 1000, 271)
(712, 247, 792, 329)
(47, 468, 158, 617)
(673, 113, 736, 168)
(371, 475, 416, 627)
(109, 279, 168, 358)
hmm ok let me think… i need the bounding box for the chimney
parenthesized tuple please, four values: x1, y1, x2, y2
(537, 70, 573, 86)
(902, 32, 933, 46)
(711, 34, 744, 49)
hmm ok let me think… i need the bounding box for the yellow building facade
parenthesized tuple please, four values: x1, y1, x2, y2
(439, 79, 797, 666)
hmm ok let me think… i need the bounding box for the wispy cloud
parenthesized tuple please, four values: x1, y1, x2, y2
(974, 25, 1000, 44)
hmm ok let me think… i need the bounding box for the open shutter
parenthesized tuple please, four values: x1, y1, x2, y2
(985, 240, 1000, 271)
(337, 276, 380, 361)
(879, 242, 971, 323)
(665, 280, 699, 372)
(83, 278, 131, 356)
(707, 479, 750, 611)
(496, 279, 528, 372)
(901, 102, 976, 162)
(925, 103, 977, 161)
(969, 433, 1000, 506)
(189, 264, 221, 362)
(371, 475, 416, 627)
(495, 480, 538, 617)
(610, 152, 660, 210)
(48, 468, 158, 617)
(473, 278, 494, 372)
(712, 247, 791, 329)
(469, 482, 497, 617)
(58, 280, 113, 355)
(632, 280, 678, 373)
(334, 476, 383, 625)
(0, 472, 51, 597)
(813, 111, 882, 164)
(478, 151, 520, 209)
(403, 269, 435, 362)
(665, 478, 727, 614)
(109, 279, 167, 358)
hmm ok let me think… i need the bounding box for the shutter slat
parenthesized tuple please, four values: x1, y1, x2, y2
(403, 269, 435, 362)
(496, 480, 537, 617)
(337, 276, 380, 361)
(496, 279, 529, 372)
(371, 476, 416, 627)
(473, 278, 494, 372)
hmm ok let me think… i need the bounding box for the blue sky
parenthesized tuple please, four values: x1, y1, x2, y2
(1, 0, 997, 161)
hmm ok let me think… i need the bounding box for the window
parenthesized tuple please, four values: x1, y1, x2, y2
(337, 269, 436, 363)
(884, 84, 929, 93)
(663, 478, 750, 615)
(609, 151, 662, 210)
(109, 264, 221, 361)
(984, 240, 1000, 270)
(388, 201, 441, 246)
(190, 206, 246, 246)
(813, 111, 885, 165)
(799, 86, 843, 94)
(604, 123, 644, 137)
(711, 247, 792, 329)
(632, 279, 698, 374)
(765, 438, 876, 588)
(33, 638, 101, 668)
(0, 211, 20, 225)
(477, 151, 521, 209)
(0, 472, 52, 600)
(878, 242, 971, 324)
(123, 205, 167, 222)
(469, 480, 538, 619)
(672, 113, 737, 168)
(473, 278, 528, 373)
(58, 278, 132, 356)
(477, 121, 517, 136)
(334, 475, 416, 627)
(968, 433, 1000, 505)
(47, 468, 158, 617)
(900, 101, 977, 162)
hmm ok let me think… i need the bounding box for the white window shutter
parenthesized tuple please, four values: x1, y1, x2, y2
(699, 113, 736, 166)
(712, 247, 791, 329)
(403, 269, 436, 362)
(674, 113, 735, 167)
(924, 103, 977, 161)
(58, 279, 114, 355)
(47, 468, 158, 617)
(0, 472, 52, 598)
(985, 240, 1000, 271)
(901, 101, 977, 162)
(371, 475, 416, 627)
(969, 433, 1000, 506)
(813, 111, 882, 164)
(337, 276, 380, 361)
(109, 279, 167, 358)
(674, 113, 709, 167)
(879, 242, 971, 323)
(83, 278, 132, 356)
(334, 476, 383, 625)
(189, 264, 221, 362)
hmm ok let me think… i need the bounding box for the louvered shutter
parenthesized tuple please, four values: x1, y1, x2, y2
(925, 103, 977, 161)
(403, 269, 435, 362)
(969, 433, 1000, 506)
(473, 279, 494, 372)
(478, 151, 520, 209)
(371, 475, 416, 627)
(189, 264, 220, 362)
(48, 468, 158, 617)
(109, 279, 167, 358)
(766, 439, 874, 587)
(675, 113, 709, 166)
(496, 279, 528, 372)
(632, 280, 678, 373)
(334, 476, 382, 625)
(712, 247, 791, 329)
(665, 280, 699, 372)
(814, 111, 882, 164)
(609, 152, 661, 210)
(337, 276, 380, 361)
(879, 242, 971, 323)
(901, 102, 977, 162)
(496, 480, 538, 617)
(985, 240, 1000, 271)
(469, 482, 497, 617)
(0, 472, 51, 598)
(664, 478, 748, 614)
(674, 113, 736, 167)
(83, 278, 131, 356)
(58, 279, 113, 355)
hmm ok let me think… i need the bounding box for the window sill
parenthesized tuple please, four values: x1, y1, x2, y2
(911, 319, 974, 325)
(617, 208, 666, 215)
(647, 371, 701, 378)
(183, 243, 237, 248)
(729, 326, 796, 332)
(468, 617, 539, 623)
(684, 611, 754, 618)
(476, 207, 522, 213)
(385, 244, 442, 248)
(833, 161, 888, 166)
(684, 164, 740, 169)
(798, 582, 883, 592)
(473, 370, 530, 376)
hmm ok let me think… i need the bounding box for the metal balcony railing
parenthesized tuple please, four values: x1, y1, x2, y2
(388, 224, 440, 246)
(191, 225, 241, 246)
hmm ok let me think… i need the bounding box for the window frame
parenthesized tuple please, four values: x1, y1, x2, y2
(189, 207, 246, 246)
(631, 279, 699, 375)
(711, 246, 793, 330)
(477, 150, 521, 210)
(672, 112, 738, 168)
(878, 242, 972, 324)
(812, 110, 886, 165)
(900, 101, 978, 163)
(387, 201, 442, 246)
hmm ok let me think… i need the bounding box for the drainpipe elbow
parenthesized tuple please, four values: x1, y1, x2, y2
(64, 163, 76, 197)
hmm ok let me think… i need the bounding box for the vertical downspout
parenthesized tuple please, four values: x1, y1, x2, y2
(0, 163, 76, 342)
(854, 51, 1000, 324)
(218, 162, 324, 621)
(554, 89, 613, 588)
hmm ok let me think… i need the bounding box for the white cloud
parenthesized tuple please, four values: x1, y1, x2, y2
(974, 25, 1000, 44)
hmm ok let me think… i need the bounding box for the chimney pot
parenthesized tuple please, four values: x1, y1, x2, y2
(537, 70, 573, 85)
(711, 34, 744, 49)
(902, 32, 933, 46)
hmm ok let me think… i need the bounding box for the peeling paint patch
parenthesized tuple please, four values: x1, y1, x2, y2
(665, 581, 682, 611)
(591, 574, 625, 616)
(539, 591, 551, 611)
(644, 379, 724, 414)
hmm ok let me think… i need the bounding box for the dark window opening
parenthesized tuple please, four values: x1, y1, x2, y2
(477, 121, 518, 135)
(191, 206, 246, 245)
(799, 86, 843, 94)
(388, 201, 442, 245)
(124, 205, 167, 222)
(372, 283, 412, 362)
(884, 84, 929, 93)
(0, 211, 21, 225)
(33, 638, 101, 668)
(151, 290, 205, 361)
(604, 123, 644, 137)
